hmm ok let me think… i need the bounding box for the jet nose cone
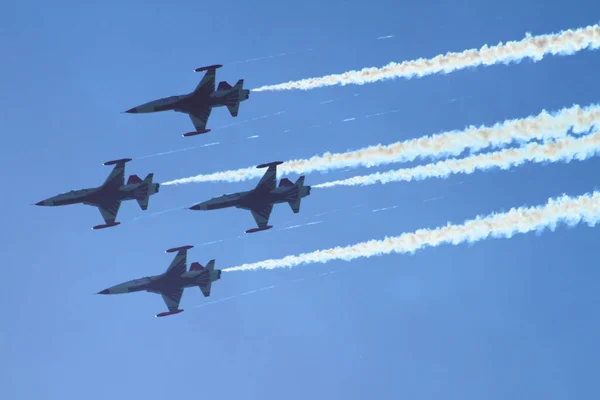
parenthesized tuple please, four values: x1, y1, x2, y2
(35, 199, 51, 206)
(189, 203, 207, 211)
(124, 107, 138, 114)
(97, 289, 110, 295)
(35, 200, 44, 206)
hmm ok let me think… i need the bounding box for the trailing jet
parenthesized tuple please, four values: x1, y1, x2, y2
(124, 64, 250, 137)
(189, 161, 311, 233)
(97, 245, 222, 317)
(35, 158, 159, 230)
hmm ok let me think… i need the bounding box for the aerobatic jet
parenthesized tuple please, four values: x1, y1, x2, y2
(34, 158, 159, 230)
(189, 161, 311, 233)
(124, 64, 250, 137)
(97, 245, 222, 317)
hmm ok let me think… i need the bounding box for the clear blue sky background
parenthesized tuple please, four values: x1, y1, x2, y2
(2, 0, 600, 398)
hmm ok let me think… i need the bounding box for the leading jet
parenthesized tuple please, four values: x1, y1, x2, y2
(189, 161, 311, 233)
(124, 64, 250, 137)
(97, 245, 222, 317)
(35, 158, 159, 230)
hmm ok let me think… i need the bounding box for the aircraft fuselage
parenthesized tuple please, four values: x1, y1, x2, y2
(129, 88, 241, 115)
(35, 183, 158, 208)
(99, 269, 222, 295)
(196, 185, 306, 211)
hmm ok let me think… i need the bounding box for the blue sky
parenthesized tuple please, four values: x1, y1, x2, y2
(2, 0, 600, 398)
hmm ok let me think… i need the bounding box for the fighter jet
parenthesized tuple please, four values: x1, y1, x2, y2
(35, 158, 159, 230)
(189, 161, 311, 233)
(97, 245, 222, 317)
(124, 64, 250, 137)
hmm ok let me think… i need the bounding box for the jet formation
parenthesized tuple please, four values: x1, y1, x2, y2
(35, 64, 314, 316)
(124, 65, 250, 137)
(97, 245, 222, 317)
(190, 161, 312, 233)
(35, 158, 159, 230)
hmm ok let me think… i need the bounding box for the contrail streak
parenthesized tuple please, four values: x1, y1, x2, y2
(224, 190, 600, 272)
(251, 24, 600, 91)
(136, 143, 218, 160)
(314, 131, 600, 188)
(161, 103, 600, 186)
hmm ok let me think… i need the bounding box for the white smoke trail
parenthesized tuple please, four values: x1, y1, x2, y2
(161, 103, 600, 186)
(251, 24, 600, 92)
(224, 191, 600, 272)
(314, 131, 600, 188)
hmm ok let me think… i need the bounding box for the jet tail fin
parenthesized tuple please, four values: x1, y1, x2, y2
(236, 79, 250, 102)
(134, 173, 160, 210)
(287, 176, 307, 213)
(224, 79, 248, 117)
(199, 260, 217, 297)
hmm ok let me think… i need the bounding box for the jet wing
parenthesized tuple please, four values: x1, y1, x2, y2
(165, 248, 188, 276)
(103, 163, 126, 188)
(194, 69, 216, 96)
(161, 288, 184, 312)
(250, 204, 273, 229)
(188, 107, 212, 132)
(97, 199, 122, 224)
(255, 164, 278, 191)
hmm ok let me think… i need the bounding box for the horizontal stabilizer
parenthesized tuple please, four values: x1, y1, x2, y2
(104, 158, 132, 166)
(279, 178, 294, 187)
(200, 285, 211, 297)
(127, 175, 142, 185)
(226, 102, 240, 117)
(205, 259, 215, 271)
(296, 176, 305, 186)
(166, 245, 194, 253)
(233, 79, 244, 89)
(133, 173, 157, 210)
(288, 198, 301, 214)
(217, 81, 232, 91)
(198, 260, 218, 297)
(194, 64, 222, 72)
(257, 161, 284, 169)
